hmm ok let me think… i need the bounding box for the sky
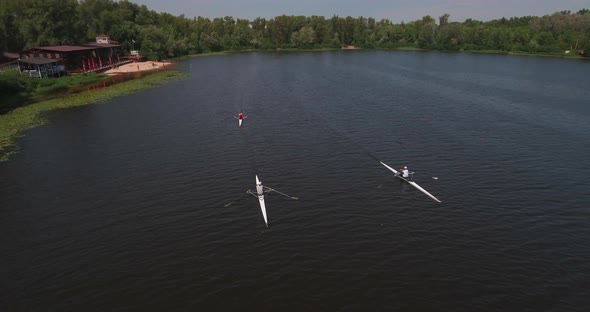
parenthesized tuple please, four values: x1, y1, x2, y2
(130, 0, 589, 22)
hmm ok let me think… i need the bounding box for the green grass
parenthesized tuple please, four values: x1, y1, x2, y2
(171, 46, 587, 61)
(175, 48, 345, 59)
(0, 71, 112, 114)
(390, 47, 425, 51)
(269, 47, 341, 52)
(32, 73, 109, 100)
(0, 70, 186, 161)
(172, 51, 233, 60)
(464, 49, 585, 59)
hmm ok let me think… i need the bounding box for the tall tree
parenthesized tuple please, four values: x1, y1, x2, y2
(17, 0, 83, 48)
(291, 26, 316, 48)
(1, 2, 589, 58)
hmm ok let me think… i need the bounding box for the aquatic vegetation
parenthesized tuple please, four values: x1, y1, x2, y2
(0, 70, 186, 161)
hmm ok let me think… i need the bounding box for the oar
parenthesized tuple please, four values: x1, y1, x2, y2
(266, 187, 299, 200)
(246, 190, 259, 198)
(225, 191, 256, 207)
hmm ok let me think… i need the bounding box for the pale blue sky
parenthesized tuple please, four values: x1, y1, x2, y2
(130, 0, 588, 22)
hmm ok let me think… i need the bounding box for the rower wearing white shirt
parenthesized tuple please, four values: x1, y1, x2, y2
(401, 166, 410, 178)
(256, 177, 264, 196)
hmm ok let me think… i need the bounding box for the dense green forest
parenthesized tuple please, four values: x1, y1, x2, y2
(1, 0, 589, 59)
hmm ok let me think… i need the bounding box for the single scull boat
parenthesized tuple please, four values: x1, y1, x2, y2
(247, 175, 298, 227)
(380, 161, 441, 203)
(235, 113, 247, 127)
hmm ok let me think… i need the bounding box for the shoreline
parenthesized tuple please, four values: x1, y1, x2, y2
(103, 60, 174, 75)
(462, 49, 586, 59)
(0, 70, 186, 161)
(188, 47, 587, 60)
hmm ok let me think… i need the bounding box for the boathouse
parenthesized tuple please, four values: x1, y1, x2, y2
(17, 35, 128, 77)
(0, 52, 20, 71)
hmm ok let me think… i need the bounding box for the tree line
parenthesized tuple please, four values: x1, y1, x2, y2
(1, 0, 589, 59)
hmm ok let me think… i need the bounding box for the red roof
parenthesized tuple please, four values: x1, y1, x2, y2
(35, 45, 96, 52)
(2, 52, 19, 59)
(19, 57, 59, 65)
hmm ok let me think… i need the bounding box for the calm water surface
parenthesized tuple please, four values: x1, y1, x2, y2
(1, 51, 590, 310)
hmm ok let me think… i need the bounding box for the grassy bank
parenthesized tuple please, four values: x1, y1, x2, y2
(266, 47, 341, 52)
(177, 46, 585, 60)
(0, 70, 186, 161)
(172, 51, 233, 61)
(389, 47, 425, 51)
(464, 49, 585, 59)
(0, 71, 110, 114)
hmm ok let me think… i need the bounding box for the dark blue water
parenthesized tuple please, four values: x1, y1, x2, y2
(1, 51, 589, 311)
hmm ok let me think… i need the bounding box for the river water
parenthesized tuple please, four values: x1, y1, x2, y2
(1, 51, 589, 311)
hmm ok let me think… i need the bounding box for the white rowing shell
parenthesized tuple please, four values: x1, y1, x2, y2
(380, 161, 441, 203)
(255, 175, 268, 226)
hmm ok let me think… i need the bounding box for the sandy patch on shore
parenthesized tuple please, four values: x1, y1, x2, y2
(104, 61, 172, 75)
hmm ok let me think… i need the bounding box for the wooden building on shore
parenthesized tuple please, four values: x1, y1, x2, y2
(0, 52, 20, 71)
(18, 57, 65, 78)
(1, 52, 19, 65)
(16, 35, 130, 77)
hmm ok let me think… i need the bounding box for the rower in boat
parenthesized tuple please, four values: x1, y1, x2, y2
(256, 175, 264, 196)
(400, 166, 409, 178)
(396, 166, 414, 181)
(235, 112, 247, 127)
(381, 161, 441, 203)
(247, 175, 299, 227)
